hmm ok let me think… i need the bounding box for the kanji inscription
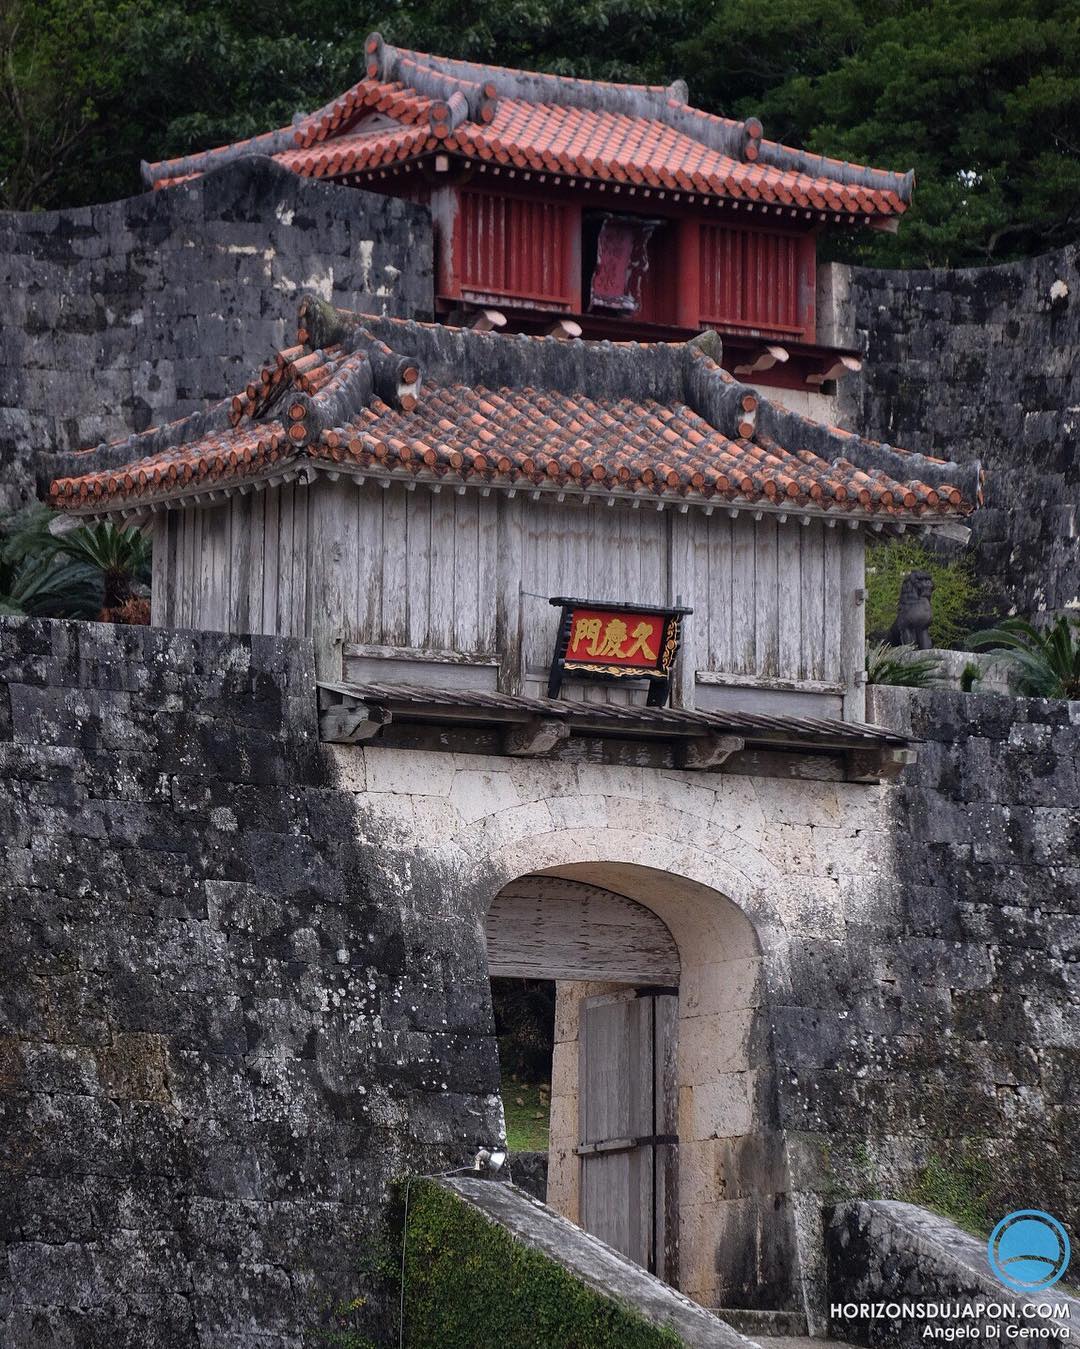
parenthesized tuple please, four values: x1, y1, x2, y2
(547, 597, 692, 705)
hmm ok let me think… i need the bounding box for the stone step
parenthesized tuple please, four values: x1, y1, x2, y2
(752, 1339, 859, 1349)
(711, 1309, 810, 1338)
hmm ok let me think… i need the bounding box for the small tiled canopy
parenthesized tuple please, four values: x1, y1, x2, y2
(50, 296, 980, 528)
(142, 35, 913, 224)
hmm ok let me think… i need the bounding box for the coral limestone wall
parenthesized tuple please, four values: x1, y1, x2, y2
(0, 619, 1076, 1344)
(0, 618, 497, 1348)
(0, 158, 432, 513)
(838, 245, 1080, 616)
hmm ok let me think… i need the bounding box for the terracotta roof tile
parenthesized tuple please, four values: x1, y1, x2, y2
(50, 303, 976, 526)
(142, 40, 912, 220)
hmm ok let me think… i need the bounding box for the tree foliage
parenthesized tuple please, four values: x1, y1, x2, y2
(1, 0, 1079, 266)
(865, 538, 986, 649)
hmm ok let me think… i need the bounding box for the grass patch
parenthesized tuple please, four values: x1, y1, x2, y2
(901, 1152, 995, 1237)
(502, 1077, 550, 1152)
(402, 1178, 684, 1348)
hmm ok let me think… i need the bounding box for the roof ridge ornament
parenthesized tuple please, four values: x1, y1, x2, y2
(366, 34, 498, 127)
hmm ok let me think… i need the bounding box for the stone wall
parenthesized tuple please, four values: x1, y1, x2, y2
(835, 245, 1080, 616)
(826, 1201, 1080, 1346)
(0, 158, 432, 512)
(1, 617, 1077, 1343)
(0, 617, 498, 1349)
(850, 686, 1079, 1215)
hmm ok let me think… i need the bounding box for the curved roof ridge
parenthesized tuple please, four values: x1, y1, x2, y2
(48, 301, 977, 525)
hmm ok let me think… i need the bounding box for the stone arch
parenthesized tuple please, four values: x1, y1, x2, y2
(479, 837, 797, 1314)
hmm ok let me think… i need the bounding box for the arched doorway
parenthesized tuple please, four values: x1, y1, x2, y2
(484, 861, 771, 1312)
(488, 875, 681, 1278)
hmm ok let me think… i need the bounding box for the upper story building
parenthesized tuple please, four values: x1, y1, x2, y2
(49, 297, 978, 772)
(142, 36, 913, 403)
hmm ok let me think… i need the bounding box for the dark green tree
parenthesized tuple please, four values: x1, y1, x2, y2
(677, 0, 1080, 265)
(3, 0, 1079, 266)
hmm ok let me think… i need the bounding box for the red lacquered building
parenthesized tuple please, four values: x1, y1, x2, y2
(144, 35, 913, 395)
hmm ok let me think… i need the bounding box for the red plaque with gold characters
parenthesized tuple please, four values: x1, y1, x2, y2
(548, 597, 692, 706)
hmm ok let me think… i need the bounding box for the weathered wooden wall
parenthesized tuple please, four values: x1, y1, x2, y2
(152, 476, 866, 715)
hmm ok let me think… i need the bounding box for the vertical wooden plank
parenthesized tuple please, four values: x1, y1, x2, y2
(164, 511, 181, 629)
(822, 525, 844, 682)
(245, 489, 265, 635)
(676, 218, 701, 329)
(654, 994, 679, 1287)
(477, 495, 498, 655)
(355, 480, 383, 643)
(496, 494, 525, 693)
(705, 512, 732, 671)
(730, 514, 756, 672)
(177, 508, 193, 629)
(669, 512, 697, 709)
(840, 526, 867, 720)
(589, 504, 621, 602)
(261, 485, 280, 636)
(310, 479, 351, 680)
(520, 501, 558, 674)
(563, 200, 582, 309)
(405, 491, 431, 648)
(211, 502, 234, 633)
(777, 523, 803, 679)
(753, 515, 779, 677)
(381, 482, 408, 647)
(228, 494, 250, 634)
(428, 489, 456, 649)
(800, 231, 818, 342)
(295, 480, 311, 640)
(187, 508, 203, 629)
(802, 520, 827, 680)
(584, 505, 620, 704)
(276, 482, 295, 638)
(641, 509, 667, 606)
(453, 490, 481, 652)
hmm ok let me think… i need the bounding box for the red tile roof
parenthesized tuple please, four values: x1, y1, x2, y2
(49, 300, 978, 526)
(142, 36, 913, 221)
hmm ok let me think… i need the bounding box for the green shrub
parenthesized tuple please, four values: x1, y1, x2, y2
(865, 640, 942, 687)
(402, 1179, 684, 1349)
(865, 539, 984, 649)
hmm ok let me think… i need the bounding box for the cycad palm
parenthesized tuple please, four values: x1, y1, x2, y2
(968, 617, 1080, 700)
(0, 506, 150, 622)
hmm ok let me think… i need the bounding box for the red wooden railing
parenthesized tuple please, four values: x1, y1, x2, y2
(699, 224, 810, 338)
(457, 191, 576, 307)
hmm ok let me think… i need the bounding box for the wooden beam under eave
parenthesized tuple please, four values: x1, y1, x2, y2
(675, 734, 745, 771)
(503, 717, 571, 757)
(319, 700, 392, 744)
(845, 746, 917, 783)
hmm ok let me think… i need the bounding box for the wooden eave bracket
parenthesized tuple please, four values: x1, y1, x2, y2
(503, 716, 571, 757)
(845, 746, 917, 783)
(806, 354, 862, 387)
(734, 344, 789, 377)
(675, 734, 745, 771)
(318, 687, 392, 744)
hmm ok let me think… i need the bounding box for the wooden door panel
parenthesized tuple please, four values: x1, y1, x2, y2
(579, 991, 677, 1278)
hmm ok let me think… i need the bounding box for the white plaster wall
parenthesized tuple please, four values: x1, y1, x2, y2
(747, 382, 840, 425)
(326, 744, 895, 1309)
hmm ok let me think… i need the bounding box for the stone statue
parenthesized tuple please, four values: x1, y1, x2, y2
(886, 570, 934, 649)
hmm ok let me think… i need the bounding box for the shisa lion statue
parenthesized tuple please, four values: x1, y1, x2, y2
(886, 570, 934, 649)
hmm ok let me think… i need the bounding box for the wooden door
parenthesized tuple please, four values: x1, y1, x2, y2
(578, 990, 678, 1282)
